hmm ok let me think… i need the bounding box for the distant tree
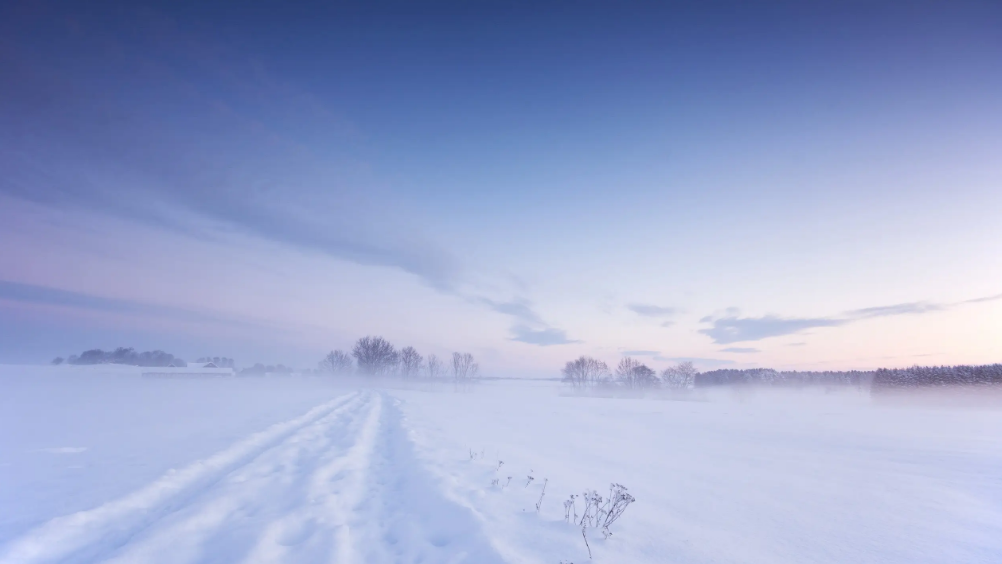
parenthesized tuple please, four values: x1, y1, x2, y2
(616, 358, 658, 389)
(319, 350, 353, 374)
(74, 349, 108, 364)
(426, 354, 444, 379)
(51, 357, 64, 365)
(694, 367, 873, 388)
(136, 350, 176, 367)
(399, 347, 423, 378)
(198, 356, 234, 368)
(871, 364, 1002, 390)
(352, 336, 398, 376)
(110, 347, 137, 364)
(64, 348, 178, 367)
(452, 352, 479, 381)
(662, 361, 698, 390)
(616, 358, 641, 388)
(634, 364, 658, 388)
(561, 356, 610, 388)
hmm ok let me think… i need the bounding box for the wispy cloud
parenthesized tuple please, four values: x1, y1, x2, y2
(699, 291, 1002, 344)
(700, 316, 843, 345)
(477, 297, 543, 326)
(478, 297, 579, 347)
(621, 350, 660, 356)
(509, 326, 580, 346)
(627, 304, 679, 318)
(964, 293, 1002, 304)
(721, 347, 759, 353)
(846, 302, 944, 319)
(0, 15, 461, 292)
(0, 280, 241, 328)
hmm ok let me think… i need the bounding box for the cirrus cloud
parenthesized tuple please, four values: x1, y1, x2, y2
(699, 292, 1002, 344)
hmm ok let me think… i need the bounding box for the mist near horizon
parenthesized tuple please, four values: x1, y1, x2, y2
(1, 2, 1001, 563)
(1, 0, 1000, 372)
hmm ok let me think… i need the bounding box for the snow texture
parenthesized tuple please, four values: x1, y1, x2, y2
(2, 367, 1001, 563)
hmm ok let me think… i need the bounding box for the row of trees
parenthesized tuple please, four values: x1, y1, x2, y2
(872, 364, 1002, 389)
(52, 348, 240, 369)
(696, 368, 869, 387)
(563, 361, 1002, 391)
(319, 336, 479, 381)
(561, 356, 698, 390)
(54, 348, 181, 367)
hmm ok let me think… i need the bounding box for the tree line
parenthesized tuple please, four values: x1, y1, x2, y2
(561, 358, 1002, 391)
(872, 364, 1002, 389)
(318, 336, 479, 381)
(54, 347, 181, 367)
(561, 356, 698, 390)
(695, 368, 869, 387)
(52, 348, 237, 368)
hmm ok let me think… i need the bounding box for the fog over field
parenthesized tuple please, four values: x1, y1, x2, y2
(1, 366, 1001, 564)
(2, 0, 1001, 562)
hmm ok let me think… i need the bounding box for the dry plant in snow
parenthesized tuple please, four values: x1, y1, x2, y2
(565, 483, 636, 559)
(535, 478, 548, 512)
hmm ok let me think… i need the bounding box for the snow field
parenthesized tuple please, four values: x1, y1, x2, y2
(1, 391, 363, 563)
(392, 380, 1002, 564)
(2, 369, 1001, 564)
(1, 384, 504, 564)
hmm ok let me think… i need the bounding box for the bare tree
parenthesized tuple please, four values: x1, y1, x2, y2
(319, 350, 353, 374)
(352, 336, 398, 376)
(426, 354, 444, 379)
(662, 361, 697, 390)
(634, 364, 658, 388)
(452, 352, 479, 381)
(561, 356, 610, 388)
(616, 358, 641, 388)
(616, 357, 658, 389)
(399, 346, 423, 378)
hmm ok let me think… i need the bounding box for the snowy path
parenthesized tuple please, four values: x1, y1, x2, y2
(0, 391, 504, 564)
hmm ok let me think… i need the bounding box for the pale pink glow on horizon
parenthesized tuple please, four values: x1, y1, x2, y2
(2, 2, 1000, 371)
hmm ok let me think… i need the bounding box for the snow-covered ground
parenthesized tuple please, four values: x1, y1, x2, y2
(2, 367, 1001, 563)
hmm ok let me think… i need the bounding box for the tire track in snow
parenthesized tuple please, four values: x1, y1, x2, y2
(96, 391, 376, 564)
(237, 390, 383, 564)
(0, 392, 362, 564)
(351, 395, 507, 564)
(1, 391, 507, 564)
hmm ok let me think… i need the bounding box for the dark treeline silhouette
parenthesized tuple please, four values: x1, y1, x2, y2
(563, 358, 1002, 393)
(688, 364, 1002, 390)
(695, 368, 869, 387)
(872, 364, 1002, 389)
(63, 347, 181, 367)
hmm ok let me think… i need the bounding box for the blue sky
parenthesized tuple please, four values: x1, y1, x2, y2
(1, 1, 1000, 372)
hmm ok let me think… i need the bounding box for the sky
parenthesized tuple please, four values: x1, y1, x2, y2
(1, 0, 1000, 374)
